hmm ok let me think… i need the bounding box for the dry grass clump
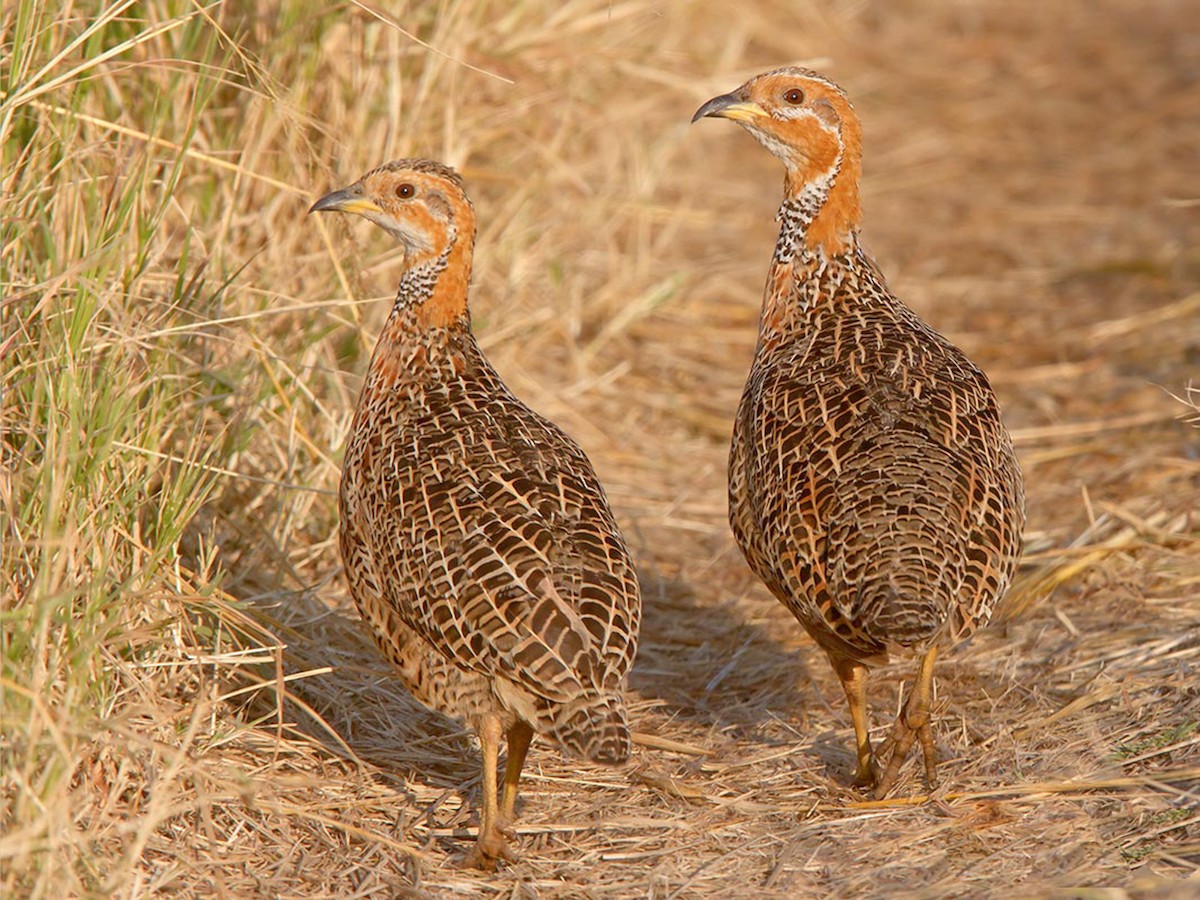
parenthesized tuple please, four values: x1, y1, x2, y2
(3, 0, 1198, 897)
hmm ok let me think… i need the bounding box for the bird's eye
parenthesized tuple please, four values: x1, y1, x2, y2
(396, 183, 415, 199)
(783, 88, 805, 105)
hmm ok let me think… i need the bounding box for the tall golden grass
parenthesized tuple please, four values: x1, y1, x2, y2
(2, 1, 1198, 896)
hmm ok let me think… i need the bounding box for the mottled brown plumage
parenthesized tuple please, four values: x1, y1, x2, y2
(310, 159, 640, 866)
(694, 69, 1025, 797)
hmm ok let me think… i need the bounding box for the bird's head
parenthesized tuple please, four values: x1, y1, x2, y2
(692, 67, 860, 186)
(309, 158, 477, 327)
(693, 67, 863, 253)
(309, 158, 475, 267)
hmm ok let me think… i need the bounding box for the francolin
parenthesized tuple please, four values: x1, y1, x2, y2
(693, 69, 1025, 797)
(310, 159, 641, 865)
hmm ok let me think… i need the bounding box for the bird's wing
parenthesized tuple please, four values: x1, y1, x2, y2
(362, 406, 639, 704)
(744, 331, 1023, 654)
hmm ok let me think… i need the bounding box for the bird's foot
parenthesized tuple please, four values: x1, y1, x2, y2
(873, 710, 938, 800)
(461, 818, 517, 871)
(852, 755, 878, 790)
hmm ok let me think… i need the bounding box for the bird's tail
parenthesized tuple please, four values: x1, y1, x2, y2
(549, 692, 631, 765)
(859, 577, 943, 646)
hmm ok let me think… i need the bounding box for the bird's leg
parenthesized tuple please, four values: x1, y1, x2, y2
(463, 712, 514, 870)
(831, 655, 875, 789)
(499, 720, 533, 824)
(874, 645, 940, 799)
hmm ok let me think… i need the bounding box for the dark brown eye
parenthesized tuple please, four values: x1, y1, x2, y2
(783, 88, 805, 105)
(396, 182, 415, 199)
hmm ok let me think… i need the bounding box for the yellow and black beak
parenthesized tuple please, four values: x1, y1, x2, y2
(308, 184, 380, 217)
(691, 91, 766, 124)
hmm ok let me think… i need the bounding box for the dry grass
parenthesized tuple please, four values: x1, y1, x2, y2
(3, 0, 1199, 897)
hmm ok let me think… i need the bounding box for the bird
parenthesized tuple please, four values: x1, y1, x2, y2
(692, 68, 1025, 798)
(309, 158, 641, 867)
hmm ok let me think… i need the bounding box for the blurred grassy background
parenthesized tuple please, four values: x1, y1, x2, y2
(2, 1, 1198, 896)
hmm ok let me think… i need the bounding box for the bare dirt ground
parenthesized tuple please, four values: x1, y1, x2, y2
(5, 0, 1198, 897)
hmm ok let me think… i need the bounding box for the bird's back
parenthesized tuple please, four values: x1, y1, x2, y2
(729, 253, 1024, 663)
(340, 322, 640, 762)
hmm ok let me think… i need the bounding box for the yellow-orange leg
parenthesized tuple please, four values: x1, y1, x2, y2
(499, 720, 533, 823)
(463, 713, 515, 870)
(831, 655, 876, 788)
(875, 645, 940, 799)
